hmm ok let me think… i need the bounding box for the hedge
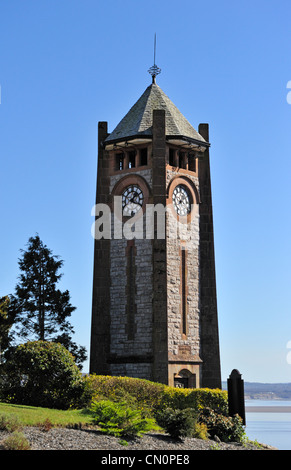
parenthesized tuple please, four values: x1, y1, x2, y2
(83, 375, 228, 415)
(83, 375, 165, 411)
(160, 386, 228, 414)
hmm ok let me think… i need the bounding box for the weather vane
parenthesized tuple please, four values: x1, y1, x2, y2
(148, 33, 161, 83)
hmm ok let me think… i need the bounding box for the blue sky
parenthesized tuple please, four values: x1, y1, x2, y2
(0, 0, 291, 383)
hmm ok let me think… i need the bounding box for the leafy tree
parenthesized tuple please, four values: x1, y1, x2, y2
(10, 235, 87, 368)
(1, 341, 86, 409)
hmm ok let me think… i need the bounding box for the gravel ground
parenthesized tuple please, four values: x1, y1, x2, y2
(0, 427, 277, 451)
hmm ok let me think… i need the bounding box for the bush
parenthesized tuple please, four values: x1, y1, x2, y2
(2, 431, 31, 450)
(0, 341, 85, 409)
(160, 386, 228, 415)
(83, 374, 165, 412)
(155, 407, 198, 440)
(83, 375, 228, 416)
(0, 413, 22, 432)
(193, 422, 209, 440)
(198, 407, 245, 443)
(36, 418, 53, 432)
(90, 399, 157, 438)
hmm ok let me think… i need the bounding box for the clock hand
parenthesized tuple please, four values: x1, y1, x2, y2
(129, 192, 138, 202)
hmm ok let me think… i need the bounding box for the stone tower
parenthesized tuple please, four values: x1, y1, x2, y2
(90, 72, 221, 389)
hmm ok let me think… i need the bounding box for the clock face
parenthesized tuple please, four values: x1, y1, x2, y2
(172, 185, 191, 216)
(122, 185, 144, 217)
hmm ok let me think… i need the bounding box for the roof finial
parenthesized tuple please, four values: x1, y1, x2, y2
(148, 33, 161, 84)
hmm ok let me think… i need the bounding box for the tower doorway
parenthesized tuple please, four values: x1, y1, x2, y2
(174, 369, 196, 389)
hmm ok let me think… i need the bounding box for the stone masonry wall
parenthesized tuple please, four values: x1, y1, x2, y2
(109, 172, 153, 379)
(107, 163, 202, 381)
(109, 169, 152, 192)
(166, 169, 201, 364)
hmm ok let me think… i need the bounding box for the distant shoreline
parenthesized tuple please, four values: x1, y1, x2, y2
(246, 406, 291, 413)
(222, 381, 291, 401)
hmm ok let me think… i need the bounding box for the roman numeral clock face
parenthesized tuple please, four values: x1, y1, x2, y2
(122, 185, 144, 217)
(172, 185, 191, 216)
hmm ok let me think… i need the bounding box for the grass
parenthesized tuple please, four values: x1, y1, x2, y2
(0, 402, 93, 428)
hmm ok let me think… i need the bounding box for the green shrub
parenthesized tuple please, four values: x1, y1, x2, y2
(83, 375, 165, 412)
(90, 399, 157, 438)
(199, 407, 245, 443)
(83, 374, 228, 416)
(155, 407, 198, 440)
(0, 413, 22, 432)
(0, 341, 86, 409)
(192, 422, 209, 440)
(2, 431, 31, 450)
(160, 386, 228, 414)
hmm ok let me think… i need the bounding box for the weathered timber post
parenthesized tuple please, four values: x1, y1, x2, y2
(227, 369, 246, 425)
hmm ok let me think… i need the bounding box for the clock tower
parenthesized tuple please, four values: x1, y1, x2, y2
(90, 69, 221, 389)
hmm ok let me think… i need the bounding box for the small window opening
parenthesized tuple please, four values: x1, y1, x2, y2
(188, 153, 196, 172)
(179, 152, 186, 169)
(140, 148, 148, 166)
(169, 148, 175, 166)
(116, 153, 124, 170)
(128, 151, 136, 169)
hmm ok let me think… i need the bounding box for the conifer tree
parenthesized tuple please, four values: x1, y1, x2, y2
(0, 295, 15, 363)
(10, 235, 87, 368)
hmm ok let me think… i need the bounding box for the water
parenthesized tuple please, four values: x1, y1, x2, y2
(245, 400, 291, 450)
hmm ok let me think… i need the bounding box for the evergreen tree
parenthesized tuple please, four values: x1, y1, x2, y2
(0, 296, 15, 363)
(10, 235, 87, 368)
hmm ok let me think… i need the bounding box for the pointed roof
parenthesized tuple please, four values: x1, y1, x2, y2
(104, 83, 208, 148)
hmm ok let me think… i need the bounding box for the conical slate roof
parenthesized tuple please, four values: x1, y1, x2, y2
(105, 83, 207, 147)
